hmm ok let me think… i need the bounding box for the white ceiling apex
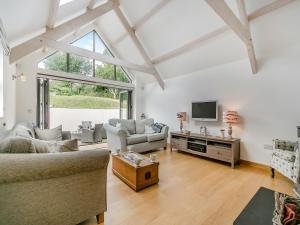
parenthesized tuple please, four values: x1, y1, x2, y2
(114, 6, 165, 90)
(9, 0, 118, 63)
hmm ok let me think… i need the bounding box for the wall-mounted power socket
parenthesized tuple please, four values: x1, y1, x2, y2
(264, 144, 273, 150)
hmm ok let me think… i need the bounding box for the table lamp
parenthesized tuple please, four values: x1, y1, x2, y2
(177, 112, 186, 132)
(223, 111, 239, 138)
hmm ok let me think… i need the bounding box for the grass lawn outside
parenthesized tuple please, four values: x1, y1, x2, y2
(50, 95, 120, 109)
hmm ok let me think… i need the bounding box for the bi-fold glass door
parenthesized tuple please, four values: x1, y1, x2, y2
(37, 78, 132, 130)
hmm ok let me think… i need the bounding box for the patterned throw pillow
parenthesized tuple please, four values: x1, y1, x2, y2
(151, 123, 166, 133)
(274, 139, 298, 151)
(144, 125, 155, 134)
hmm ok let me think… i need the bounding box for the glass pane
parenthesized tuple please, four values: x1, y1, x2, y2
(120, 91, 128, 119)
(95, 32, 112, 56)
(49, 80, 121, 131)
(72, 32, 93, 51)
(39, 51, 67, 72)
(116, 66, 130, 83)
(69, 54, 93, 76)
(95, 61, 115, 80)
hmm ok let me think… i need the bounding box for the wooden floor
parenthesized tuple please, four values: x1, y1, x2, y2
(80, 147, 294, 225)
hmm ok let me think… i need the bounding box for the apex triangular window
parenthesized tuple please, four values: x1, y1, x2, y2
(38, 30, 132, 83)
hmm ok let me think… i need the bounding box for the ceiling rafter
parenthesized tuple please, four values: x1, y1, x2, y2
(87, 0, 96, 10)
(236, 0, 257, 74)
(113, 5, 165, 90)
(39, 37, 154, 74)
(47, 0, 60, 29)
(112, 0, 172, 46)
(151, 0, 295, 65)
(10, 0, 119, 63)
(205, 0, 251, 45)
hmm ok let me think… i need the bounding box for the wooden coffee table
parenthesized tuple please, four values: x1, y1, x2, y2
(112, 153, 159, 192)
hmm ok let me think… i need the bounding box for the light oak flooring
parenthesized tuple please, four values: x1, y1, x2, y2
(80, 147, 294, 225)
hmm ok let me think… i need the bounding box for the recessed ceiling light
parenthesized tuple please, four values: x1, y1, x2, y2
(59, 0, 74, 6)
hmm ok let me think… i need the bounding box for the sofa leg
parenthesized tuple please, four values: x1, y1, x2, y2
(96, 213, 104, 224)
(271, 168, 275, 178)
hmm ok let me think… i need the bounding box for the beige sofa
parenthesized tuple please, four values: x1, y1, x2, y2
(104, 118, 169, 153)
(0, 123, 110, 225)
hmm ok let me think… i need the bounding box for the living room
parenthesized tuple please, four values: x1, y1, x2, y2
(0, 0, 300, 225)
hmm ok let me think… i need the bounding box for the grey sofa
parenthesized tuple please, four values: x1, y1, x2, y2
(104, 118, 169, 153)
(0, 123, 110, 225)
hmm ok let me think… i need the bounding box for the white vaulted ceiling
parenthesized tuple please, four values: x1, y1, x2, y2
(0, 0, 299, 85)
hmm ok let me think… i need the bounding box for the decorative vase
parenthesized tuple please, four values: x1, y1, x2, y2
(220, 129, 225, 138)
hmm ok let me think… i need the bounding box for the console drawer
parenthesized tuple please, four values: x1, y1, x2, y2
(207, 145, 232, 159)
(171, 139, 187, 150)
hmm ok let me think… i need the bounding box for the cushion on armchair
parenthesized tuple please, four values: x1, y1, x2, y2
(120, 119, 136, 134)
(127, 134, 147, 145)
(34, 125, 63, 141)
(272, 149, 296, 162)
(136, 119, 154, 134)
(147, 133, 165, 142)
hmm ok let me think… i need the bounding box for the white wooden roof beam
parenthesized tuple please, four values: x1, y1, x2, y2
(40, 37, 155, 74)
(112, 0, 172, 46)
(151, 0, 295, 65)
(47, 0, 60, 29)
(113, 5, 165, 89)
(10, 0, 119, 63)
(236, 0, 257, 74)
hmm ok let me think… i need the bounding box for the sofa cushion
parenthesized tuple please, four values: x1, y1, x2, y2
(120, 119, 136, 135)
(116, 123, 130, 136)
(109, 118, 120, 127)
(145, 125, 155, 134)
(147, 133, 165, 142)
(11, 123, 35, 139)
(0, 136, 36, 153)
(32, 139, 78, 153)
(127, 134, 147, 145)
(136, 118, 154, 134)
(0, 136, 78, 154)
(272, 149, 296, 162)
(34, 125, 63, 141)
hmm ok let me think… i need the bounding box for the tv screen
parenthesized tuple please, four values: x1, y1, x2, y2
(192, 101, 218, 121)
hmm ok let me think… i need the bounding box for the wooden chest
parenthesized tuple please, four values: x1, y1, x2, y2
(112, 153, 159, 192)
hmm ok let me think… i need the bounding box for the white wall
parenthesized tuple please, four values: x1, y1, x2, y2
(0, 54, 16, 128)
(141, 44, 300, 165)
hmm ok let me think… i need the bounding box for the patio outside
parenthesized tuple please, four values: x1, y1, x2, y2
(49, 80, 127, 131)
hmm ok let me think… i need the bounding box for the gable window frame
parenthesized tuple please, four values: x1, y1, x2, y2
(38, 30, 132, 83)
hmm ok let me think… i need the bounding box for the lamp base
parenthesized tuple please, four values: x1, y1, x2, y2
(228, 123, 233, 139)
(180, 120, 183, 132)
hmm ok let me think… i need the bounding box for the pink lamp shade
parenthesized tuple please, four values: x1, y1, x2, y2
(177, 112, 187, 121)
(223, 111, 239, 124)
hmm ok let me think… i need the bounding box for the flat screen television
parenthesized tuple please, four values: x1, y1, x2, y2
(192, 101, 218, 121)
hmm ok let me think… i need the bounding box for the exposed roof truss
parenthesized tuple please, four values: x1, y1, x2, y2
(151, 0, 295, 73)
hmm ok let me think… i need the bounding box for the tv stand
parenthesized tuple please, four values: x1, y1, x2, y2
(170, 132, 240, 168)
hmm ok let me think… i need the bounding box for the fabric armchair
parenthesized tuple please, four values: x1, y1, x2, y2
(0, 149, 110, 225)
(104, 124, 128, 152)
(270, 139, 299, 183)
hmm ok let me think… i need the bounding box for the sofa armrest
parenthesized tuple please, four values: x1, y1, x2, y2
(104, 124, 127, 152)
(62, 131, 71, 140)
(161, 126, 169, 138)
(0, 149, 110, 185)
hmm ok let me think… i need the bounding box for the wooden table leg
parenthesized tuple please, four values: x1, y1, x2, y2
(96, 213, 104, 224)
